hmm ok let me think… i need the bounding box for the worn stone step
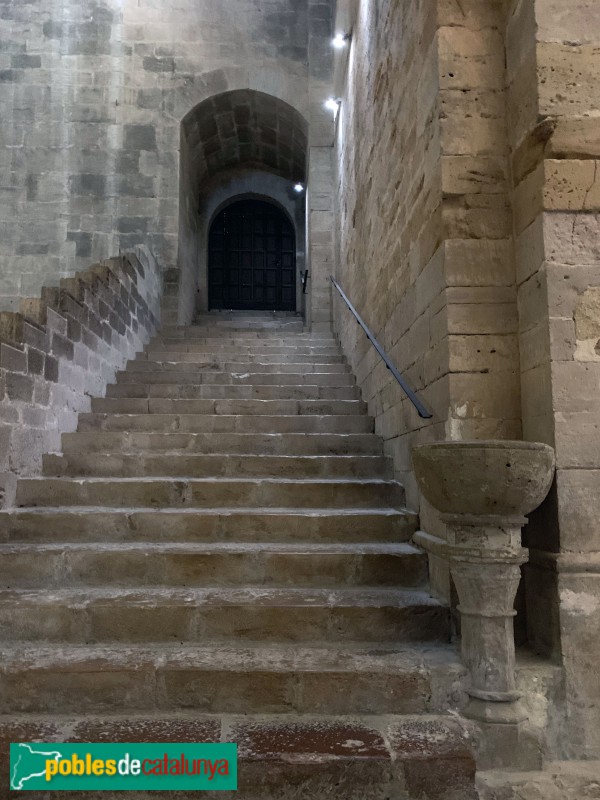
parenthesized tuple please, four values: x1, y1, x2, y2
(179, 321, 306, 332)
(60, 432, 383, 456)
(122, 373, 357, 389)
(117, 370, 355, 386)
(160, 327, 309, 338)
(0, 587, 449, 645)
(0, 713, 476, 800)
(153, 336, 338, 348)
(193, 312, 301, 319)
(165, 331, 329, 339)
(0, 542, 426, 589)
(91, 397, 368, 415)
(77, 413, 375, 434)
(184, 322, 305, 333)
(0, 644, 463, 717)
(145, 344, 342, 356)
(136, 352, 347, 364)
(43, 453, 393, 479)
(106, 383, 361, 400)
(163, 322, 305, 334)
(158, 330, 330, 340)
(15, 477, 405, 509)
(126, 357, 350, 371)
(0, 508, 417, 544)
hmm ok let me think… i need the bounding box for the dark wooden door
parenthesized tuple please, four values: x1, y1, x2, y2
(208, 199, 296, 311)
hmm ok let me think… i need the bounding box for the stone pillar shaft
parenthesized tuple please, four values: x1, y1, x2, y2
(412, 441, 555, 761)
(441, 514, 528, 718)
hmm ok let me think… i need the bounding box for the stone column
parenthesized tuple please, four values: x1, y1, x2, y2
(442, 513, 528, 720)
(413, 440, 555, 766)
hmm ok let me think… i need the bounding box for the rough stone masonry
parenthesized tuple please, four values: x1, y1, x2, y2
(333, 0, 600, 769)
(1, 0, 600, 794)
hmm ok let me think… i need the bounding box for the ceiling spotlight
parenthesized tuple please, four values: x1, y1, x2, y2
(294, 183, 304, 193)
(325, 97, 341, 114)
(332, 33, 350, 49)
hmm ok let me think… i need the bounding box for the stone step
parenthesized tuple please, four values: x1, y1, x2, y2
(153, 335, 338, 346)
(126, 358, 350, 372)
(182, 320, 306, 331)
(117, 368, 354, 386)
(159, 325, 326, 334)
(187, 322, 305, 332)
(137, 352, 347, 364)
(0, 644, 463, 717)
(43, 453, 393, 479)
(167, 321, 305, 332)
(0, 713, 476, 800)
(0, 542, 426, 589)
(60, 432, 383, 456)
(0, 508, 417, 544)
(0, 587, 449, 645)
(15, 477, 404, 509)
(145, 344, 342, 356)
(106, 383, 361, 400)
(91, 397, 368, 415)
(77, 413, 375, 434)
(194, 310, 301, 318)
(161, 326, 308, 336)
(157, 326, 335, 335)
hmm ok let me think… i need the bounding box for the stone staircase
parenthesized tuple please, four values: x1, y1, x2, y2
(0, 312, 475, 799)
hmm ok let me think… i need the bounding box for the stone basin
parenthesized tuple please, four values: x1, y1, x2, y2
(412, 440, 555, 518)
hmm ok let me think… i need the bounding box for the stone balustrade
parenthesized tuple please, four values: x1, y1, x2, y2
(0, 247, 162, 507)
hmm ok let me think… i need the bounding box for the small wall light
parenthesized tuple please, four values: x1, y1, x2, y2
(294, 183, 304, 193)
(325, 97, 341, 114)
(332, 32, 350, 49)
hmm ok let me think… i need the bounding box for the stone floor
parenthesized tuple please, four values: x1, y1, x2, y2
(477, 761, 600, 799)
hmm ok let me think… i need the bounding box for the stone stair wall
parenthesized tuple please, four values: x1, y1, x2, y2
(0, 246, 162, 507)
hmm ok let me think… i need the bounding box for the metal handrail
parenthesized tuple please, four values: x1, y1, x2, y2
(330, 276, 433, 420)
(301, 270, 309, 295)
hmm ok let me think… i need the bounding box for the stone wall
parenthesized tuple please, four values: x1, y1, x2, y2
(333, 0, 443, 508)
(437, 0, 521, 448)
(0, 0, 314, 313)
(333, 0, 521, 603)
(334, 0, 600, 762)
(306, 0, 336, 333)
(507, 0, 600, 759)
(0, 247, 161, 506)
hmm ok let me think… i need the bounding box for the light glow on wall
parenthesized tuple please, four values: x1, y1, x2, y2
(332, 33, 349, 49)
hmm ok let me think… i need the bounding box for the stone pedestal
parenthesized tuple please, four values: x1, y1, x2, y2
(412, 441, 555, 767)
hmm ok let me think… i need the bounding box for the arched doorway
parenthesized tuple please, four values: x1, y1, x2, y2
(208, 198, 296, 311)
